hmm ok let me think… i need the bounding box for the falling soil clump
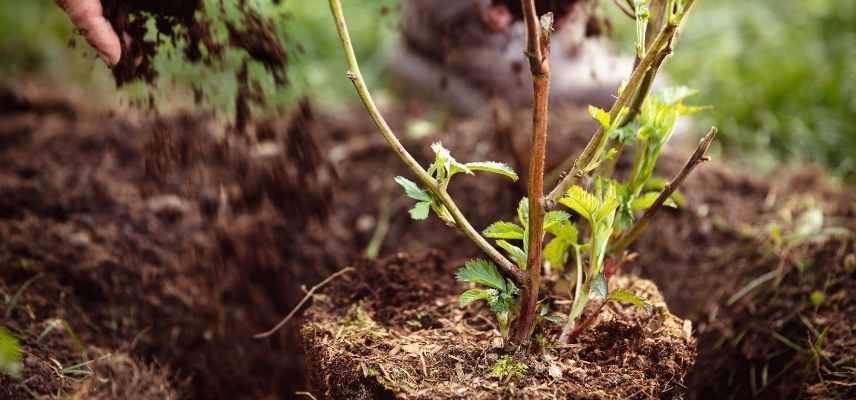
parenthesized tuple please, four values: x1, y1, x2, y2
(100, 0, 288, 96)
(302, 252, 697, 399)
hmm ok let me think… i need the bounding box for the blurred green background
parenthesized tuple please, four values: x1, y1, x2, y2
(1, 0, 853, 182)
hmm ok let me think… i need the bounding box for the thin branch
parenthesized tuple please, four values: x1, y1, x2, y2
(254, 267, 355, 339)
(611, 0, 636, 19)
(513, 0, 552, 345)
(609, 127, 717, 254)
(546, 0, 698, 206)
(327, 0, 524, 284)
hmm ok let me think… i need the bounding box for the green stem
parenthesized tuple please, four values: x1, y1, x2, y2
(327, 0, 524, 284)
(546, 0, 697, 206)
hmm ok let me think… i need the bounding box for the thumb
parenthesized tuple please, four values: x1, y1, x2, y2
(59, 0, 122, 66)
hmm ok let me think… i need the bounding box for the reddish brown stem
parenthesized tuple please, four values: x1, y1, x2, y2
(511, 0, 551, 346)
(564, 300, 607, 343)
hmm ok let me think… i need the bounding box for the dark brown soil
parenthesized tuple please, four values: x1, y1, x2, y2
(302, 252, 697, 399)
(632, 160, 856, 398)
(1, 82, 854, 399)
(0, 82, 339, 398)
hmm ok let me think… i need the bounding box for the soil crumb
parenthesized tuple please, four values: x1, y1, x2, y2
(302, 252, 697, 399)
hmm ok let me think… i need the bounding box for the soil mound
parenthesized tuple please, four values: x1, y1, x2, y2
(302, 252, 697, 399)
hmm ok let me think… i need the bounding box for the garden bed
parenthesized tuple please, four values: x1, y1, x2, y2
(302, 253, 696, 399)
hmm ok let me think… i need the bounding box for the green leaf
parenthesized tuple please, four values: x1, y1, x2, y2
(559, 186, 599, 222)
(544, 237, 572, 268)
(517, 198, 529, 226)
(631, 192, 660, 211)
(409, 201, 431, 220)
(459, 288, 496, 307)
(588, 105, 611, 129)
(546, 220, 578, 242)
(431, 142, 472, 178)
(394, 176, 430, 202)
(543, 211, 571, 231)
(465, 161, 519, 181)
(483, 221, 524, 240)
(0, 327, 21, 379)
(591, 272, 608, 299)
(608, 289, 650, 310)
(497, 240, 527, 269)
(456, 259, 507, 291)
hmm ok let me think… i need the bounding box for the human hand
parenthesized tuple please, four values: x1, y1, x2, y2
(58, 0, 121, 66)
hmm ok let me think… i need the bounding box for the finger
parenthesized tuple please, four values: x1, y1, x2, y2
(59, 0, 122, 66)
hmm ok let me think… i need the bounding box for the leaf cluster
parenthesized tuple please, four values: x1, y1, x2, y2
(395, 142, 517, 222)
(456, 259, 520, 337)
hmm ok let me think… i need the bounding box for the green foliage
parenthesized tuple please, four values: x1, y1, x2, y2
(555, 84, 702, 335)
(395, 142, 518, 224)
(0, 327, 22, 379)
(456, 259, 507, 291)
(456, 260, 519, 337)
(489, 356, 528, 381)
(605, 0, 856, 181)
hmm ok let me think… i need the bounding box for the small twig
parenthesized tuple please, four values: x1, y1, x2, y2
(611, 0, 636, 19)
(254, 267, 355, 339)
(327, 0, 523, 285)
(609, 127, 717, 254)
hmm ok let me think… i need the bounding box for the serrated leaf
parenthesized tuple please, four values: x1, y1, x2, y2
(456, 259, 506, 291)
(483, 221, 524, 240)
(608, 289, 650, 310)
(591, 272, 609, 299)
(497, 240, 527, 269)
(588, 105, 611, 129)
(543, 211, 571, 231)
(459, 288, 496, 307)
(559, 186, 599, 222)
(409, 201, 431, 220)
(394, 176, 430, 202)
(465, 161, 519, 181)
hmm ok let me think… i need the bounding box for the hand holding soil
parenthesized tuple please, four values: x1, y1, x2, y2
(58, 0, 121, 66)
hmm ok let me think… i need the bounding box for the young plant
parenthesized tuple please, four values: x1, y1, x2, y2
(327, 0, 713, 348)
